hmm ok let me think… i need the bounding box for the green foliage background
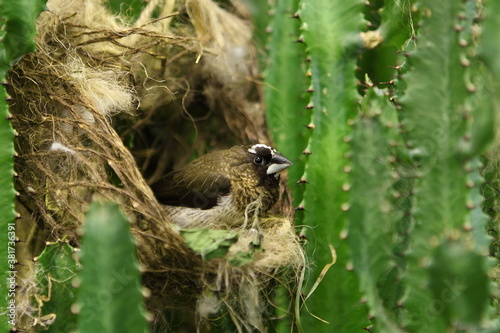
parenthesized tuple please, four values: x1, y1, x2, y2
(0, 0, 499, 332)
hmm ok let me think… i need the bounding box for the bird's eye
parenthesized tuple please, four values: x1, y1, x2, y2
(254, 156, 265, 166)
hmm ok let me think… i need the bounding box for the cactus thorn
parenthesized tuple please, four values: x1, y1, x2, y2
(294, 205, 305, 211)
(463, 222, 473, 231)
(15, 213, 22, 219)
(388, 65, 401, 70)
(305, 69, 312, 77)
(305, 87, 314, 93)
(6, 113, 14, 120)
(342, 136, 351, 143)
(340, 203, 350, 212)
(296, 178, 309, 184)
(302, 149, 311, 155)
(291, 12, 300, 19)
(454, 24, 463, 32)
(265, 26, 272, 34)
(305, 103, 314, 109)
(345, 262, 354, 271)
(305, 56, 311, 62)
(344, 152, 352, 159)
(380, 80, 395, 85)
(305, 123, 315, 129)
(339, 229, 349, 240)
(6, 96, 14, 102)
(458, 38, 468, 47)
(363, 325, 373, 332)
(142, 287, 152, 298)
(466, 83, 476, 93)
(295, 37, 304, 43)
(341, 183, 351, 191)
(343, 165, 352, 173)
(465, 201, 475, 210)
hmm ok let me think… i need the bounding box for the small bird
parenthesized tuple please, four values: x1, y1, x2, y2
(152, 144, 292, 228)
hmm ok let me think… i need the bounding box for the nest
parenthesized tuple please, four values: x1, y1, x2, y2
(8, 0, 304, 331)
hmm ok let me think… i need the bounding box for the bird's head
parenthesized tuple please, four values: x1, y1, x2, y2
(245, 143, 292, 182)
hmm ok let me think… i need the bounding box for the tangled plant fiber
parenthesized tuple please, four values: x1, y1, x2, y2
(8, 0, 305, 331)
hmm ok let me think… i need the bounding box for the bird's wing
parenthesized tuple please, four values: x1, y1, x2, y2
(152, 168, 232, 210)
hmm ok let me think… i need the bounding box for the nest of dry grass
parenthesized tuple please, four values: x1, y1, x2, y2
(8, 0, 305, 331)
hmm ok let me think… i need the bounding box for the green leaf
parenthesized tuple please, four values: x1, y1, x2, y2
(180, 228, 238, 261)
(0, 0, 47, 71)
(77, 200, 149, 333)
(35, 241, 80, 332)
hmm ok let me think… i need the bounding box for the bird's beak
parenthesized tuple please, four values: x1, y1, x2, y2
(267, 153, 293, 175)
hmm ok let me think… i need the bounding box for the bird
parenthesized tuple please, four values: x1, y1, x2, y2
(151, 144, 292, 228)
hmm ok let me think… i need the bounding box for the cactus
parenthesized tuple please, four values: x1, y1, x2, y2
(0, 1, 47, 331)
(76, 200, 149, 333)
(348, 86, 403, 333)
(265, 0, 309, 198)
(292, 0, 373, 330)
(262, 0, 498, 332)
(34, 241, 80, 332)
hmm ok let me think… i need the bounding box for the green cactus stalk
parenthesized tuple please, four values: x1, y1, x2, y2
(264, 0, 309, 196)
(76, 200, 149, 333)
(295, 0, 372, 331)
(398, 0, 494, 331)
(348, 86, 403, 333)
(0, 1, 47, 331)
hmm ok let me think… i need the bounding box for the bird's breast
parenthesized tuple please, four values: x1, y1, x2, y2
(165, 194, 244, 228)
